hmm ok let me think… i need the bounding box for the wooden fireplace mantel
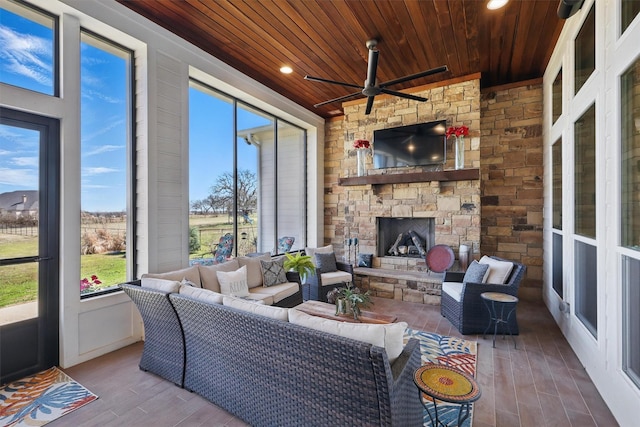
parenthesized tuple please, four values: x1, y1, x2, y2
(338, 168, 479, 186)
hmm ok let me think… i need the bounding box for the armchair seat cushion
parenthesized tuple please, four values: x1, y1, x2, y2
(249, 281, 299, 304)
(442, 281, 464, 302)
(319, 270, 353, 286)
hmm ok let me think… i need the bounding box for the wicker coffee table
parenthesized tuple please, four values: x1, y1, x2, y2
(413, 363, 481, 427)
(294, 300, 397, 324)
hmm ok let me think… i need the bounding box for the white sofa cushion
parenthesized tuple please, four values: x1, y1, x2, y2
(141, 277, 181, 293)
(442, 281, 464, 303)
(242, 293, 274, 305)
(223, 296, 288, 321)
(237, 253, 272, 288)
(198, 259, 240, 293)
(216, 265, 250, 297)
(305, 244, 333, 266)
(180, 284, 224, 304)
(287, 309, 407, 363)
(319, 270, 353, 286)
(479, 255, 514, 284)
(142, 265, 201, 287)
(249, 281, 299, 304)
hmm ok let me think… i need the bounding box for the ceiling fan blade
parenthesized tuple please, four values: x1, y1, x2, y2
(365, 49, 379, 87)
(304, 75, 363, 90)
(365, 96, 375, 115)
(379, 65, 448, 88)
(379, 88, 429, 102)
(313, 91, 363, 108)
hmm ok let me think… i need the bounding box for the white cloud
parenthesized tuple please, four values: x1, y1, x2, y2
(11, 156, 38, 167)
(0, 167, 37, 187)
(83, 167, 119, 176)
(83, 144, 123, 157)
(81, 88, 121, 104)
(0, 25, 52, 86)
(82, 119, 125, 143)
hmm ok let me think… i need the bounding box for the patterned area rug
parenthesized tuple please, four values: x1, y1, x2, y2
(404, 328, 478, 427)
(0, 367, 98, 426)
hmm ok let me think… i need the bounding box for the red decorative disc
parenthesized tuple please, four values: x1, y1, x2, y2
(425, 244, 455, 273)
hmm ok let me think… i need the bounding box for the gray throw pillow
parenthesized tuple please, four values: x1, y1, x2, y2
(260, 257, 288, 287)
(463, 260, 489, 283)
(315, 252, 338, 273)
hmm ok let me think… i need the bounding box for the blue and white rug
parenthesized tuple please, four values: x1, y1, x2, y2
(404, 328, 477, 427)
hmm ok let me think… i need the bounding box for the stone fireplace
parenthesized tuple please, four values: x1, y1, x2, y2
(323, 74, 483, 303)
(377, 217, 434, 258)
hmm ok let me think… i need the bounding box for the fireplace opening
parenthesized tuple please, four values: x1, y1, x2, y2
(377, 217, 435, 258)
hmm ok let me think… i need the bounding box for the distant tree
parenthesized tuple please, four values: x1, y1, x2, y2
(191, 200, 205, 215)
(210, 169, 257, 216)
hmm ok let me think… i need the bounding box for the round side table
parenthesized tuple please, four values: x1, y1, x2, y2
(413, 363, 481, 427)
(481, 291, 519, 349)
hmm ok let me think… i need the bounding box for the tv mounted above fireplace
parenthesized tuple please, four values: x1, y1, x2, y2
(372, 120, 447, 169)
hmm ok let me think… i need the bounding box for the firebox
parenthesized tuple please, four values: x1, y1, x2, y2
(377, 217, 435, 258)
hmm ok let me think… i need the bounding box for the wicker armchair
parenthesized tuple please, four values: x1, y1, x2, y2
(306, 261, 354, 302)
(440, 256, 526, 335)
(120, 282, 185, 387)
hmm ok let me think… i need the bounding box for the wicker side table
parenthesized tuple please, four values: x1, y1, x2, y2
(413, 363, 481, 427)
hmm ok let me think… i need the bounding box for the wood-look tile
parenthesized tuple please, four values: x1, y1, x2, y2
(538, 391, 572, 426)
(51, 299, 618, 427)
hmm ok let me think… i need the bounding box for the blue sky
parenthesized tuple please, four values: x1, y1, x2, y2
(1, 5, 266, 212)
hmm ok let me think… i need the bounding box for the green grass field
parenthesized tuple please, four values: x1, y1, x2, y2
(0, 215, 258, 308)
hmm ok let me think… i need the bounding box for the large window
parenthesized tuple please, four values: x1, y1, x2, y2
(621, 54, 640, 388)
(189, 80, 306, 262)
(0, 0, 56, 96)
(623, 256, 640, 388)
(552, 68, 562, 124)
(552, 139, 563, 298)
(575, 4, 595, 94)
(574, 104, 597, 337)
(622, 0, 640, 34)
(79, 31, 133, 297)
(575, 104, 596, 238)
(621, 59, 640, 251)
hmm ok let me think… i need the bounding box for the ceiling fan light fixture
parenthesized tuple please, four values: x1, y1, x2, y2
(280, 66, 293, 74)
(487, 0, 509, 10)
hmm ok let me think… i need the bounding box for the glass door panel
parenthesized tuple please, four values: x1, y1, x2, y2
(0, 108, 59, 384)
(0, 124, 40, 324)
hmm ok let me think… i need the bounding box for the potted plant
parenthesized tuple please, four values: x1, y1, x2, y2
(283, 251, 315, 282)
(331, 283, 372, 320)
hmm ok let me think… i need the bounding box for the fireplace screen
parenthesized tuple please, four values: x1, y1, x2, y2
(377, 217, 435, 258)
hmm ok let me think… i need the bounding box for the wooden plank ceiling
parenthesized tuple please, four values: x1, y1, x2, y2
(117, 0, 564, 118)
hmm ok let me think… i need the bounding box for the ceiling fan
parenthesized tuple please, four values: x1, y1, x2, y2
(304, 39, 448, 115)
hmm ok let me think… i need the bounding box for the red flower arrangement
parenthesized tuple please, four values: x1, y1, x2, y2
(445, 125, 469, 138)
(81, 275, 102, 293)
(353, 139, 370, 149)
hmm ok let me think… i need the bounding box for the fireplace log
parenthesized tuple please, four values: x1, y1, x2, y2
(388, 233, 404, 256)
(409, 230, 426, 257)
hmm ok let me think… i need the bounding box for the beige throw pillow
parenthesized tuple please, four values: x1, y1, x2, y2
(479, 255, 514, 284)
(142, 265, 201, 287)
(237, 253, 272, 288)
(140, 277, 181, 293)
(179, 284, 224, 304)
(198, 259, 240, 293)
(216, 265, 250, 297)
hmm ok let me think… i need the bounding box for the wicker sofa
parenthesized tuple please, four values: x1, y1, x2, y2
(440, 256, 526, 335)
(169, 293, 422, 426)
(121, 282, 423, 426)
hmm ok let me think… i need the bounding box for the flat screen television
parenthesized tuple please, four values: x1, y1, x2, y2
(372, 120, 447, 169)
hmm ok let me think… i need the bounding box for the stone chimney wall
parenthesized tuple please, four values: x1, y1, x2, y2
(324, 75, 482, 272)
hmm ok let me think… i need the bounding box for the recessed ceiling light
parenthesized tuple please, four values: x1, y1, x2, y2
(280, 66, 293, 74)
(487, 0, 508, 10)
